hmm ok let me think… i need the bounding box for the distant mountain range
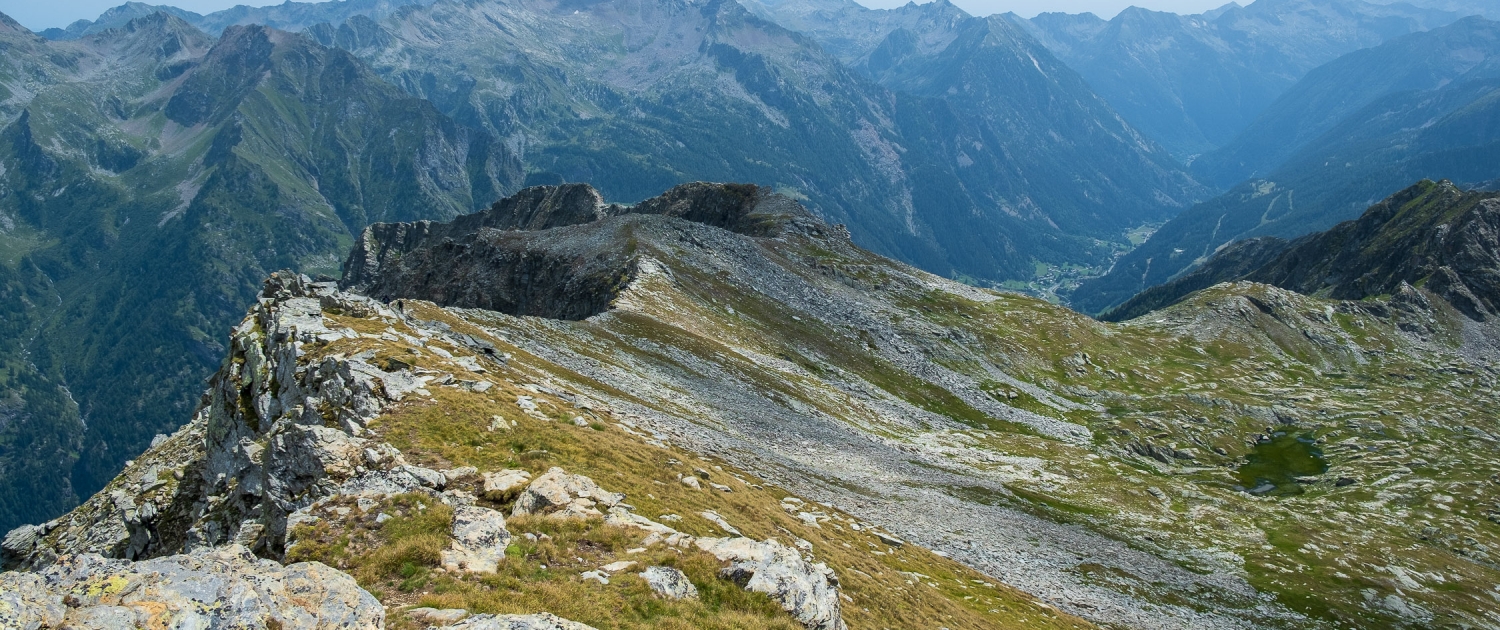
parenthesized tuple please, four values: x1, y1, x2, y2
(0, 11, 519, 531)
(1103, 179, 1500, 329)
(311, 0, 1203, 284)
(36, 0, 438, 40)
(1071, 16, 1500, 314)
(1009, 0, 1463, 160)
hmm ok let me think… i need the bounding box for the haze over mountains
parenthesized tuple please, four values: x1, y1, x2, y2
(1072, 14, 1500, 313)
(1010, 0, 1463, 160)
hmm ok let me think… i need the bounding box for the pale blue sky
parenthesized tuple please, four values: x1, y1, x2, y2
(1, 0, 1235, 31)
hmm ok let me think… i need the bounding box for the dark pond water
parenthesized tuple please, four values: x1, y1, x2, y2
(1236, 432, 1328, 496)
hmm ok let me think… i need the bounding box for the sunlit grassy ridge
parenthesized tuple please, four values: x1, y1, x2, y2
(332, 211, 1500, 629)
(288, 309, 1091, 629)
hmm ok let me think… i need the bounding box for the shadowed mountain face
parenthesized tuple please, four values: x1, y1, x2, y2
(1104, 180, 1500, 327)
(1011, 0, 1462, 160)
(0, 12, 522, 532)
(340, 182, 810, 319)
(1071, 17, 1500, 315)
(311, 0, 1205, 286)
(37, 0, 439, 40)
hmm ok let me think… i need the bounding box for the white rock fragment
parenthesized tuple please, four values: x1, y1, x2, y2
(409, 607, 471, 625)
(641, 565, 698, 599)
(483, 469, 533, 500)
(601, 560, 636, 573)
(695, 537, 848, 630)
(513, 468, 624, 519)
(450, 613, 600, 630)
(700, 510, 743, 536)
(441, 505, 512, 573)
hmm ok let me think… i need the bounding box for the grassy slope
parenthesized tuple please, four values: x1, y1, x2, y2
(340, 221, 1500, 628)
(281, 312, 1091, 630)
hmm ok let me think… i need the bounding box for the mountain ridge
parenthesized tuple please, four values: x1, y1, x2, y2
(1070, 16, 1500, 315)
(0, 9, 523, 532)
(1105, 180, 1500, 328)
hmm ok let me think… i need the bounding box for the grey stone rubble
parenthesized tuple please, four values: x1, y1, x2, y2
(0, 545, 383, 629)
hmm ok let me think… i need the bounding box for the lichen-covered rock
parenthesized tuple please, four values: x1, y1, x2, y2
(0, 545, 382, 629)
(3, 273, 475, 568)
(512, 468, 624, 519)
(641, 565, 698, 599)
(483, 469, 532, 500)
(0, 572, 66, 629)
(696, 537, 847, 630)
(449, 612, 600, 630)
(409, 607, 471, 625)
(603, 507, 677, 535)
(442, 505, 513, 573)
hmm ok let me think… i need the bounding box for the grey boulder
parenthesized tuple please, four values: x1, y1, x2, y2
(0, 545, 382, 629)
(641, 565, 698, 599)
(442, 505, 513, 573)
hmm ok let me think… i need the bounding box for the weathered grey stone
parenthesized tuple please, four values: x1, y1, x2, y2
(700, 510, 742, 536)
(0, 545, 382, 629)
(696, 537, 847, 630)
(409, 607, 471, 625)
(604, 507, 677, 535)
(450, 612, 600, 630)
(483, 469, 533, 500)
(0, 572, 65, 630)
(512, 468, 623, 519)
(442, 505, 512, 573)
(641, 565, 698, 599)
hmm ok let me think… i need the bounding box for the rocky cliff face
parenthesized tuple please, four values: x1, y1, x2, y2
(341, 182, 812, 319)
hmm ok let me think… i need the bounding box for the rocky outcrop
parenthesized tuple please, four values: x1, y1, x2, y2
(0, 545, 383, 629)
(338, 182, 814, 320)
(695, 537, 847, 630)
(512, 467, 625, 519)
(2, 272, 490, 569)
